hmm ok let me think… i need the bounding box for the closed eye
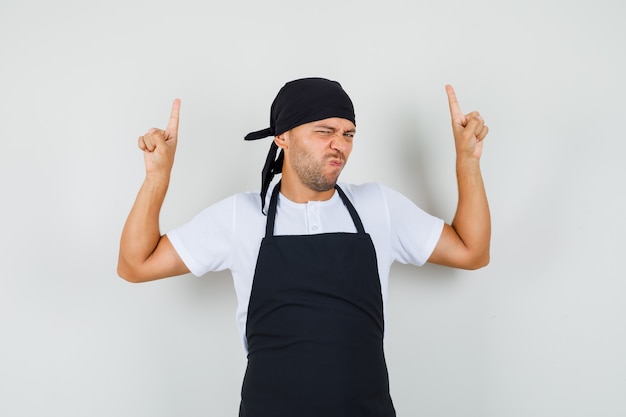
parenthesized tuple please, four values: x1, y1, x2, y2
(312, 125, 356, 139)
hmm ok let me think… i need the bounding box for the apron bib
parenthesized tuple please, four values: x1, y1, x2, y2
(240, 182, 396, 417)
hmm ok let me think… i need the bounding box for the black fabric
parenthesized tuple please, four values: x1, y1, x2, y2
(258, 143, 283, 216)
(244, 77, 356, 213)
(239, 182, 396, 417)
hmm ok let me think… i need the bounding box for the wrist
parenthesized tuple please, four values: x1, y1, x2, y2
(144, 172, 171, 189)
(456, 155, 481, 171)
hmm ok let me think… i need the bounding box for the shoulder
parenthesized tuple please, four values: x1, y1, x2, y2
(170, 190, 263, 237)
(230, 190, 271, 234)
(337, 181, 406, 208)
(196, 190, 262, 216)
(337, 181, 385, 201)
(336, 182, 394, 229)
(338, 181, 441, 224)
(232, 190, 263, 213)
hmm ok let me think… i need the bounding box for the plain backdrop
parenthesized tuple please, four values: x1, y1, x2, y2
(1, 0, 625, 416)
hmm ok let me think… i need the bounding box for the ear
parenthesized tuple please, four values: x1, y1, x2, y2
(274, 132, 288, 150)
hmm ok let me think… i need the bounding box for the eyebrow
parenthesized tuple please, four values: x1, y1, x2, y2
(314, 125, 356, 133)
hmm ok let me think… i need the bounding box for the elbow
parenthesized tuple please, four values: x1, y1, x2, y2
(117, 266, 137, 283)
(467, 259, 489, 271)
(465, 251, 490, 270)
(116, 258, 143, 283)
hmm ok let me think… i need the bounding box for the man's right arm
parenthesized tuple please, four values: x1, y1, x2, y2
(117, 99, 190, 283)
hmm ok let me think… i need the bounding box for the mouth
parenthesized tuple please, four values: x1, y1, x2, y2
(327, 159, 345, 170)
(326, 153, 345, 168)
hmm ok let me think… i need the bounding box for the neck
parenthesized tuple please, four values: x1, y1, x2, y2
(279, 175, 336, 203)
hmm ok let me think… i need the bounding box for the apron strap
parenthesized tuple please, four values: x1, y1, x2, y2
(265, 181, 366, 237)
(265, 181, 282, 237)
(334, 185, 366, 234)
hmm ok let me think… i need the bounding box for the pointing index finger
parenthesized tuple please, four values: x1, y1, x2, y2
(166, 98, 181, 135)
(445, 84, 464, 123)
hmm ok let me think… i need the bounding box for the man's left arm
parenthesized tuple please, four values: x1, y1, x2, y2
(427, 85, 491, 270)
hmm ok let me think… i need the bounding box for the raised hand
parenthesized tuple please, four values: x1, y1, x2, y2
(425, 86, 491, 270)
(445, 85, 488, 160)
(118, 98, 188, 283)
(138, 99, 181, 178)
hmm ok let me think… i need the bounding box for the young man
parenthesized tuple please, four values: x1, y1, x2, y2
(118, 78, 490, 417)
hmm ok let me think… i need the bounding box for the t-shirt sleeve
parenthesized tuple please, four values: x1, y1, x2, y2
(382, 185, 445, 266)
(166, 196, 235, 277)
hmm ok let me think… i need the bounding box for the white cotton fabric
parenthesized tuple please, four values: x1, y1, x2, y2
(166, 182, 444, 352)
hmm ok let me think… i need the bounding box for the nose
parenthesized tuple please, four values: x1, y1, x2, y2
(330, 132, 351, 154)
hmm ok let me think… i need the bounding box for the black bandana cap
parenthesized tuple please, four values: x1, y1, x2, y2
(244, 77, 356, 213)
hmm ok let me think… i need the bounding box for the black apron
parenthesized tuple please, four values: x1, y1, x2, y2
(240, 182, 396, 417)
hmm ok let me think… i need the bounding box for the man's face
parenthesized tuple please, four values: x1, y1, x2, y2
(279, 117, 356, 192)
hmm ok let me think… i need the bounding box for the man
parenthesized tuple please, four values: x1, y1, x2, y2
(118, 78, 490, 416)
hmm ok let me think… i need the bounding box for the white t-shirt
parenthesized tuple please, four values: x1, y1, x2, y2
(167, 182, 444, 351)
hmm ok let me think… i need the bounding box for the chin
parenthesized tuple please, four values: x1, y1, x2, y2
(309, 177, 338, 192)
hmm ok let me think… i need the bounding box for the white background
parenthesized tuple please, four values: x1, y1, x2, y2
(1, 0, 624, 416)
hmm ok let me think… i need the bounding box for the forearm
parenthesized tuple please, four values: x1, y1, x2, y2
(450, 157, 491, 267)
(118, 174, 169, 277)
